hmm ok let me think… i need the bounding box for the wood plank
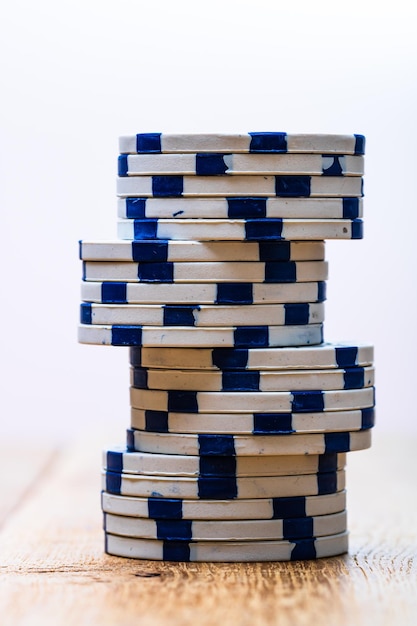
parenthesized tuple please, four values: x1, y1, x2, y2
(0, 432, 416, 626)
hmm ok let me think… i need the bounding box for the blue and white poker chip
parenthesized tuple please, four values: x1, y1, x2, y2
(81, 280, 327, 305)
(130, 366, 374, 392)
(102, 468, 346, 499)
(78, 323, 324, 348)
(104, 510, 347, 541)
(130, 407, 375, 435)
(104, 531, 349, 561)
(81, 302, 325, 327)
(101, 489, 347, 520)
(126, 428, 372, 456)
(129, 342, 373, 370)
(129, 386, 375, 414)
(119, 133, 365, 155)
(79, 239, 326, 262)
(118, 153, 364, 177)
(117, 197, 363, 220)
(117, 217, 363, 241)
(103, 447, 346, 477)
(82, 260, 328, 283)
(116, 175, 363, 199)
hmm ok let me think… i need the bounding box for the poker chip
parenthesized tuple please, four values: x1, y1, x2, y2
(118, 153, 364, 176)
(81, 302, 325, 327)
(117, 217, 363, 241)
(102, 468, 346, 499)
(129, 342, 374, 370)
(116, 175, 363, 199)
(82, 259, 329, 283)
(130, 407, 375, 435)
(78, 131, 374, 561)
(78, 322, 324, 348)
(118, 133, 365, 155)
(126, 429, 372, 456)
(103, 448, 346, 477)
(104, 531, 349, 561)
(117, 197, 363, 220)
(104, 510, 347, 541)
(129, 386, 375, 413)
(81, 280, 327, 305)
(80, 239, 326, 262)
(129, 365, 374, 391)
(101, 489, 347, 520)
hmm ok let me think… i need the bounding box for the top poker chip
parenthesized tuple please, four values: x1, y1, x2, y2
(119, 133, 365, 155)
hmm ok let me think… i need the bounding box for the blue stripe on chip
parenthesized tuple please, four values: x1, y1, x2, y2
(317, 471, 338, 494)
(249, 132, 288, 153)
(265, 261, 297, 283)
(354, 134, 365, 155)
(145, 410, 169, 432)
(133, 219, 158, 239)
(291, 391, 324, 412)
(197, 476, 238, 499)
(212, 348, 249, 369)
(284, 303, 310, 325)
(118, 155, 129, 177)
(245, 219, 283, 241)
(136, 133, 162, 153)
(216, 283, 253, 304)
(198, 434, 236, 456)
(199, 456, 237, 476)
(275, 176, 311, 197)
(361, 407, 375, 429)
(163, 541, 190, 561)
(234, 326, 269, 347)
(335, 346, 358, 368)
(125, 198, 147, 218)
(101, 282, 127, 304)
(148, 497, 183, 519)
(321, 155, 343, 176)
(222, 371, 260, 391)
(152, 176, 183, 197)
(168, 391, 198, 413)
(342, 197, 359, 219)
(132, 240, 169, 262)
(111, 325, 143, 346)
(273, 496, 306, 518)
(343, 367, 365, 389)
(163, 305, 199, 326)
(227, 198, 267, 218)
(137, 262, 174, 282)
(283, 517, 313, 539)
(132, 368, 148, 388)
(259, 241, 291, 262)
(156, 520, 192, 541)
(195, 153, 227, 175)
(324, 432, 351, 453)
(253, 413, 293, 434)
(291, 538, 317, 560)
(105, 471, 122, 495)
(80, 302, 92, 324)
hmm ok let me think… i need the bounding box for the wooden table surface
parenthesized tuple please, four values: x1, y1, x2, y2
(1, 431, 416, 626)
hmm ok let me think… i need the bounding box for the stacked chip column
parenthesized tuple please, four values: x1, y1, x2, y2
(78, 132, 375, 562)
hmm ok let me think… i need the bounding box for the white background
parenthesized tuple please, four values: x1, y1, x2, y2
(0, 0, 416, 442)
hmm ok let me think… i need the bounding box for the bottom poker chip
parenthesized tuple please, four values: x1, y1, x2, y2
(101, 490, 347, 520)
(104, 531, 349, 561)
(103, 510, 347, 541)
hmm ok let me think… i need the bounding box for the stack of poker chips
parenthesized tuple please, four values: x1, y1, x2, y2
(78, 132, 375, 562)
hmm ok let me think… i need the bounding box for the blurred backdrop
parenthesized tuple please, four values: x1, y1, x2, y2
(0, 0, 416, 441)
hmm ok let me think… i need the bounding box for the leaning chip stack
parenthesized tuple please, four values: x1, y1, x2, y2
(78, 132, 375, 562)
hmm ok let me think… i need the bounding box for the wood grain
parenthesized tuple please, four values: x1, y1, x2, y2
(0, 432, 416, 626)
